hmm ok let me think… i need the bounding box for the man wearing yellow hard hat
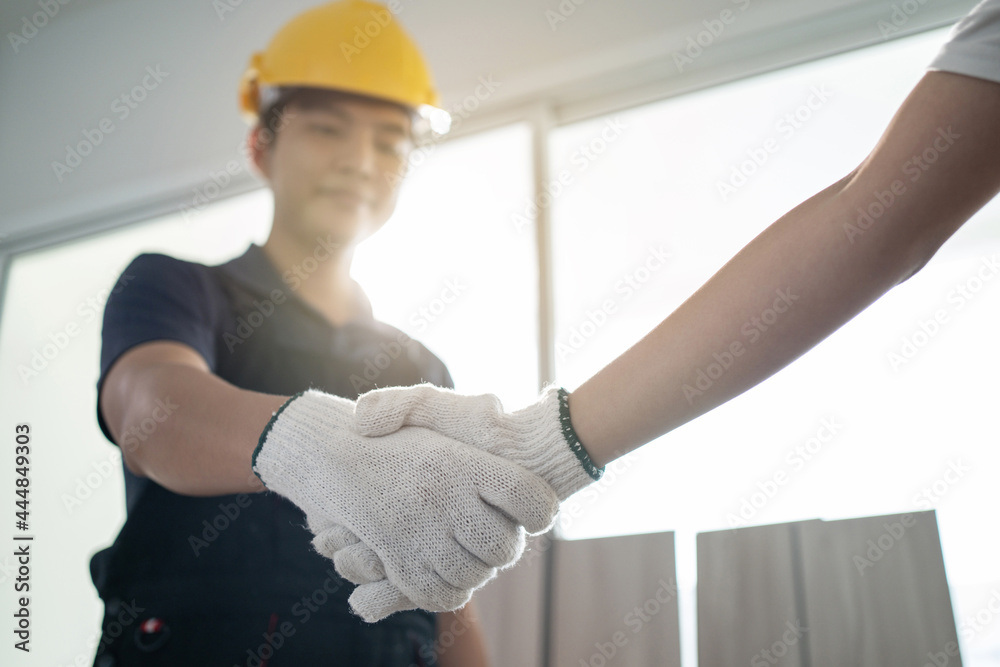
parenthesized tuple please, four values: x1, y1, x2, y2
(92, 1, 554, 663)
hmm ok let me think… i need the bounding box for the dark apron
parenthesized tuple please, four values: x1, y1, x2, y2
(89, 479, 439, 667)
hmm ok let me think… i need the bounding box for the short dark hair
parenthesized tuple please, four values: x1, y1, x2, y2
(254, 86, 419, 150)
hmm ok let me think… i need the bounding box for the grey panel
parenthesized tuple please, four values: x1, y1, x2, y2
(474, 532, 550, 667)
(551, 531, 681, 667)
(800, 511, 962, 667)
(697, 511, 961, 667)
(698, 521, 812, 667)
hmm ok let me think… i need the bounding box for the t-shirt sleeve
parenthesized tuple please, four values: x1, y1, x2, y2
(927, 0, 1000, 84)
(95, 253, 219, 445)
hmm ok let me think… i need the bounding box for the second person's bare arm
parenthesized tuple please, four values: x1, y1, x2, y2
(571, 70, 1000, 466)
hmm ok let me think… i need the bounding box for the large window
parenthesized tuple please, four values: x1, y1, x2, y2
(550, 26, 1000, 667)
(0, 190, 273, 666)
(0, 123, 535, 666)
(353, 122, 538, 405)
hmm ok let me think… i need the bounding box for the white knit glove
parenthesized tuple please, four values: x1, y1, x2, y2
(325, 384, 605, 613)
(251, 389, 561, 623)
(355, 383, 604, 499)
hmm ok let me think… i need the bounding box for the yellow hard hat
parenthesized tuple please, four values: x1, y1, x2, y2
(238, 0, 451, 139)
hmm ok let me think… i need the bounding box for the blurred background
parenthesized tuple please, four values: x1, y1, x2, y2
(1, 0, 998, 665)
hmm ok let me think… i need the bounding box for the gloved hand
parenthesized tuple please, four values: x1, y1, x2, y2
(355, 383, 605, 499)
(325, 384, 605, 616)
(251, 388, 562, 623)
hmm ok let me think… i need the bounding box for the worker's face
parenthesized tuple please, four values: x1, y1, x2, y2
(252, 91, 414, 249)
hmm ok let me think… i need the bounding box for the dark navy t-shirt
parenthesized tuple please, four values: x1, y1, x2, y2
(92, 243, 453, 665)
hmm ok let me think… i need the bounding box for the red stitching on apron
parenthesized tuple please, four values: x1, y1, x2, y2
(260, 612, 279, 667)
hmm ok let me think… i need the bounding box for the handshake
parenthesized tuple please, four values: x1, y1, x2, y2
(251, 383, 605, 623)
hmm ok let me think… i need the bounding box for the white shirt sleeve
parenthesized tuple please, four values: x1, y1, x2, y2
(927, 0, 1000, 84)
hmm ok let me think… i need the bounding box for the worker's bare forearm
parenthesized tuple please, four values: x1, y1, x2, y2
(436, 599, 491, 667)
(570, 71, 1000, 467)
(114, 362, 289, 496)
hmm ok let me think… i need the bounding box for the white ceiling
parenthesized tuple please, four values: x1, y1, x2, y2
(0, 0, 977, 247)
